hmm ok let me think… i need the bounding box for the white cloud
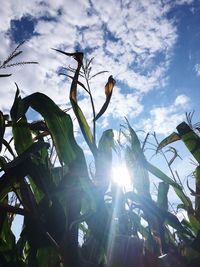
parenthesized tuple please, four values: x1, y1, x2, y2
(141, 94, 190, 135)
(174, 94, 190, 106)
(194, 63, 200, 76)
(0, 0, 194, 127)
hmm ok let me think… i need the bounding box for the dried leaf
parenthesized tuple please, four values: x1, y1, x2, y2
(94, 76, 116, 121)
(157, 132, 180, 152)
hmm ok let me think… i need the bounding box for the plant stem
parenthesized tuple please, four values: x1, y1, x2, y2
(82, 64, 96, 144)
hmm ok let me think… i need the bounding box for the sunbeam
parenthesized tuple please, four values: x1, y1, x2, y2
(111, 164, 131, 190)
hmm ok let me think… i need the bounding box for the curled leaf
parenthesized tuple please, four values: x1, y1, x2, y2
(157, 132, 180, 152)
(94, 75, 116, 121)
(177, 122, 200, 164)
(0, 74, 12, 77)
(52, 48, 83, 64)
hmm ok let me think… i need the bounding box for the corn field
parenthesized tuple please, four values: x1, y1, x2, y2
(0, 43, 200, 267)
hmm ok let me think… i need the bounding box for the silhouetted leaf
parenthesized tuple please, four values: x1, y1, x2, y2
(177, 122, 200, 164)
(0, 111, 5, 152)
(60, 73, 89, 93)
(0, 73, 12, 77)
(89, 70, 108, 80)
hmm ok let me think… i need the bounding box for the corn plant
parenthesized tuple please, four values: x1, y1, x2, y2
(0, 44, 200, 267)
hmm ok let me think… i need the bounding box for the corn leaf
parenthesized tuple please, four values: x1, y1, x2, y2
(145, 161, 193, 208)
(157, 132, 180, 151)
(71, 99, 97, 156)
(125, 120, 151, 198)
(157, 182, 169, 211)
(22, 92, 84, 166)
(177, 122, 200, 164)
(94, 76, 115, 122)
(0, 74, 12, 77)
(60, 73, 89, 93)
(126, 192, 193, 237)
(55, 49, 97, 156)
(0, 111, 5, 152)
(37, 247, 60, 267)
(10, 88, 33, 155)
(95, 129, 114, 190)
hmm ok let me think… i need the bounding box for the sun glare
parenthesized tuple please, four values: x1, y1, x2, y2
(111, 164, 131, 190)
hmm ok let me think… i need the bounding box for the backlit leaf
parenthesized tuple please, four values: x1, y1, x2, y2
(94, 76, 115, 122)
(157, 132, 180, 151)
(177, 122, 200, 164)
(22, 92, 84, 166)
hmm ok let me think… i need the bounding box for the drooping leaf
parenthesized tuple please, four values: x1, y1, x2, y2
(94, 75, 115, 122)
(52, 49, 83, 64)
(0, 73, 12, 77)
(0, 141, 49, 198)
(21, 92, 84, 166)
(177, 122, 200, 164)
(10, 86, 33, 155)
(145, 161, 193, 208)
(60, 73, 89, 93)
(126, 192, 193, 237)
(157, 132, 181, 151)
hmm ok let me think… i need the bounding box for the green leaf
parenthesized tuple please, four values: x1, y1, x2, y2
(94, 76, 115, 121)
(71, 99, 97, 156)
(145, 161, 193, 208)
(22, 92, 83, 166)
(0, 141, 49, 198)
(177, 122, 200, 164)
(56, 49, 97, 156)
(95, 129, 114, 189)
(157, 132, 180, 151)
(126, 192, 193, 237)
(0, 111, 5, 152)
(157, 182, 169, 211)
(10, 87, 33, 155)
(37, 247, 60, 267)
(125, 119, 151, 198)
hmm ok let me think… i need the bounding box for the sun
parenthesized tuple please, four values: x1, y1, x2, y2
(111, 164, 131, 190)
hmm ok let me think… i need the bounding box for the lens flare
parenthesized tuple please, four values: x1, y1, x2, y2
(111, 164, 131, 189)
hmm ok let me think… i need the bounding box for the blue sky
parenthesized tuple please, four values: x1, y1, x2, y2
(0, 0, 200, 168)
